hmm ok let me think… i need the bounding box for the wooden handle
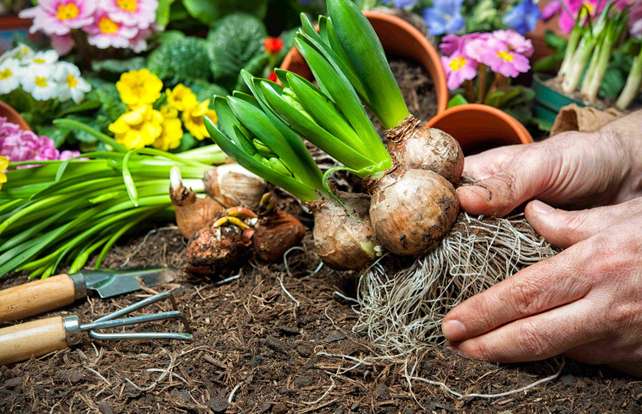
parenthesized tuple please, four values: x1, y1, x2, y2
(0, 316, 69, 365)
(0, 274, 77, 322)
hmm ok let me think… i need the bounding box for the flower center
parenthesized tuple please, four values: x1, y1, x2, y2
(0, 69, 12, 80)
(497, 50, 514, 62)
(67, 74, 78, 89)
(98, 16, 120, 34)
(116, 0, 138, 12)
(56, 2, 80, 21)
(448, 56, 467, 72)
(33, 58, 46, 64)
(35, 76, 48, 88)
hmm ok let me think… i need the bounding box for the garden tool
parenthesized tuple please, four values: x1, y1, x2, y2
(0, 290, 192, 365)
(0, 268, 177, 323)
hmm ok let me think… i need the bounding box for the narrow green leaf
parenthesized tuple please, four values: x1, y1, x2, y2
(122, 151, 139, 207)
(295, 37, 391, 168)
(205, 114, 319, 201)
(326, 0, 409, 128)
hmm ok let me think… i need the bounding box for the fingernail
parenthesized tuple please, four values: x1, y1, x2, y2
(463, 185, 491, 201)
(530, 200, 552, 213)
(442, 320, 466, 341)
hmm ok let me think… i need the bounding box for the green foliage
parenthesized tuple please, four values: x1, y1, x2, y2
(207, 13, 267, 88)
(147, 34, 212, 83)
(484, 86, 535, 125)
(91, 57, 146, 76)
(182, 0, 268, 25)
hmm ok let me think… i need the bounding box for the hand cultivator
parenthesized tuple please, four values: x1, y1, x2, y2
(0, 290, 192, 365)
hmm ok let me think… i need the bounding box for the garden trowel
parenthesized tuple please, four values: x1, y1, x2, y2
(0, 268, 177, 323)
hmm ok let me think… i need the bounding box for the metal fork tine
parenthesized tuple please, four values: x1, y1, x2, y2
(89, 331, 193, 341)
(81, 311, 182, 331)
(95, 291, 173, 322)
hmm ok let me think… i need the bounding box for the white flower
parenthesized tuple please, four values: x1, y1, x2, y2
(0, 44, 34, 64)
(54, 62, 91, 103)
(28, 50, 59, 67)
(21, 66, 58, 101)
(0, 59, 22, 94)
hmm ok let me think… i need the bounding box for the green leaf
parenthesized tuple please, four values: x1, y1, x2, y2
(207, 13, 267, 87)
(187, 79, 228, 101)
(91, 57, 146, 74)
(295, 36, 390, 167)
(183, 0, 268, 25)
(227, 96, 322, 189)
(156, 0, 175, 28)
(447, 94, 468, 108)
(147, 36, 212, 83)
(206, 104, 318, 201)
(36, 125, 69, 148)
(326, 0, 409, 128)
(600, 67, 625, 100)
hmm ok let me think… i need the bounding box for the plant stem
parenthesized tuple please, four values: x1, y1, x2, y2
(616, 46, 642, 110)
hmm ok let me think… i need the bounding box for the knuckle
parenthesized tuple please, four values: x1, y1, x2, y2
(607, 303, 638, 328)
(517, 322, 550, 359)
(508, 279, 544, 316)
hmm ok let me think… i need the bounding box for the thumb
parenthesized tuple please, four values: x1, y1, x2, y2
(525, 198, 642, 248)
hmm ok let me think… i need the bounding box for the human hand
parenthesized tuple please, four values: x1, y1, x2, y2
(443, 111, 642, 376)
(443, 197, 642, 376)
(456, 111, 642, 217)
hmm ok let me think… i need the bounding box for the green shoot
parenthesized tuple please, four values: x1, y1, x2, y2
(616, 45, 642, 110)
(325, 0, 409, 128)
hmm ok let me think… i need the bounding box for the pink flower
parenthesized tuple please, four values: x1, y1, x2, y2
(442, 53, 478, 90)
(128, 28, 153, 53)
(50, 34, 75, 55)
(0, 117, 77, 165)
(631, 1, 642, 37)
(85, 11, 139, 49)
(19, 0, 96, 36)
(440, 34, 464, 56)
(468, 36, 530, 78)
(558, 0, 606, 34)
(493, 30, 534, 57)
(541, 0, 561, 20)
(100, 0, 158, 29)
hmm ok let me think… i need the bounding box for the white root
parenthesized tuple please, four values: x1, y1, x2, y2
(354, 213, 557, 357)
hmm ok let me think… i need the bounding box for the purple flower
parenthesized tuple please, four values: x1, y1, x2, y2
(493, 30, 534, 57)
(503, 0, 541, 35)
(541, 0, 561, 20)
(423, 0, 465, 36)
(442, 53, 478, 90)
(384, 0, 419, 8)
(0, 117, 75, 165)
(467, 35, 531, 78)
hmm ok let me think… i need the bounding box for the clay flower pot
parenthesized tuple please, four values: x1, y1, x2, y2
(281, 10, 449, 115)
(425, 104, 533, 155)
(0, 101, 30, 131)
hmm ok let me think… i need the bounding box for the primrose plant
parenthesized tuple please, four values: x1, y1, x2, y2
(440, 29, 535, 120)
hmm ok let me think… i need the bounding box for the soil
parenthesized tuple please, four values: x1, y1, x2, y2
(1, 63, 640, 413)
(1, 228, 641, 413)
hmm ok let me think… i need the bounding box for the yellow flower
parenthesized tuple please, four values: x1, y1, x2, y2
(160, 104, 178, 119)
(166, 84, 197, 111)
(182, 99, 218, 140)
(0, 156, 8, 190)
(116, 69, 162, 107)
(154, 117, 183, 151)
(108, 105, 163, 149)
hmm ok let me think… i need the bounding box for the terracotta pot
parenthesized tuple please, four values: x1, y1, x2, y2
(425, 104, 533, 155)
(0, 101, 29, 130)
(281, 10, 448, 115)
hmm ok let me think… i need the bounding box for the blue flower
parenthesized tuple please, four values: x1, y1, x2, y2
(423, 0, 465, 36)
(503, 0, 542, 35)
(384, 0, 419, 8)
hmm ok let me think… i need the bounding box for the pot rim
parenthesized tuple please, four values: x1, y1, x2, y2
(0, 101, 30, 131)
(425, 103, 533, 145)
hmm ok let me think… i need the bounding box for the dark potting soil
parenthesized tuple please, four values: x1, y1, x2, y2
(1, 227, 640, 413)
